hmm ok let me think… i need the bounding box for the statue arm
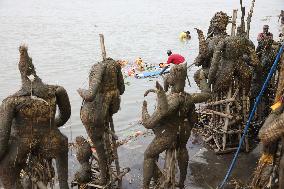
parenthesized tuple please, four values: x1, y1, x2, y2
(117, 64, 125, 95)
(142, 99, 178, 129)
(259, 112, 284, 144)
(194, 28, 209, 67)
(78, 64, 105, 102)
(0, 98, 14, 161)
(208, 40, 224, 85)
(247, 42, 259, 67)
(142, 82, 170, 129)
(55, 86, 71, 128)
(190, 92, 211, 103)
(142, 100, 158, 129)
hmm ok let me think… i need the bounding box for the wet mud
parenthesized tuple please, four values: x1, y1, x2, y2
(116, 132, 260, 189)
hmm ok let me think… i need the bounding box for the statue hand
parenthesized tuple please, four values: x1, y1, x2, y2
(77, 88, 86, 98)
(144, 89, 156, 97)
(143, 100, 147, 108)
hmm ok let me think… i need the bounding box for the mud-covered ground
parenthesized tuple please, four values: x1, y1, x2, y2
(0, 131, 260, 189)
(115, 132, 260, 189)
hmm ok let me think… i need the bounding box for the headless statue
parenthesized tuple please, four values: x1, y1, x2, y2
(77, 58, 125, 185)
(0, 45, 71, 189)
(142, 63, 211, 189)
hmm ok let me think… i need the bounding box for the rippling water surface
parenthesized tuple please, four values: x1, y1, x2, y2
(0, 0, 282, 140)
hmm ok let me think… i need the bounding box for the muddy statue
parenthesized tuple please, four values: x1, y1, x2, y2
(194, 11, 229, 91)
(207, 26, 259, 93)
(77, 58, 125, 185)
(0, 45, 71, 189)
(141, 63, 211, 189)
(74, 136, 92, 184)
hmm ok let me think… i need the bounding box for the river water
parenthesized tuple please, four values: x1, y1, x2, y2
(0, 0, 283, 187)
(0, 0, 282, 139)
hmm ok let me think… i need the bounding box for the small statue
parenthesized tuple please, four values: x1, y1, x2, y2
(142, 63, 211, 189)
(74, 136, 92, 184)
(77, 58, 125, 185)
(0, 45, 71, 188)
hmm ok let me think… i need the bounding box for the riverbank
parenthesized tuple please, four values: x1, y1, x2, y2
(115, 131, 261, 189)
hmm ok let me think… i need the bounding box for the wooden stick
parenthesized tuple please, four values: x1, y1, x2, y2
(109, 117, 122, 188)
(99, 34, 107, 61)
(231, 9, 238, 37)
(205, 135, 213, 142)
(246, 0, 256, 38)
(213, 136, 221, 150)
(201, 109, 233, 119)
(215, 147, 238, 154)
(223, 86, 232, 150)
(204, 98, 235, 106)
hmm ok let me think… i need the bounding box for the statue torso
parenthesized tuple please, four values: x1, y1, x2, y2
(153, 92, 195, 135)
(101, 62, 119, 93)
(8, 85, 58, 136)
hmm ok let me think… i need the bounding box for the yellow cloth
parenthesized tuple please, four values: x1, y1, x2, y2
(259, 153, 273, 164)
(179, 32, 187, 41)
(271, 100, 282, 111)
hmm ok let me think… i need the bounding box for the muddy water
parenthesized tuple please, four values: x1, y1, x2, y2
(0, 0, 283, 187)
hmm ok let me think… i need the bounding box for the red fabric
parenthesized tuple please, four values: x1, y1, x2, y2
(257, 32, 273, 41)
(166, 54, 185, 65)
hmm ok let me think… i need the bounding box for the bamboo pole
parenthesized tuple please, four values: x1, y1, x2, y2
(222, 86, 232, 150)
(246, 0, 256, 38)
(231, 9, 238, 37)
(201, 109, 233, 119)
(274, 54, 284, 102)
(109, 117, 122, 188)
(99, 34, 107, 61)
(204, 98, 235, 106)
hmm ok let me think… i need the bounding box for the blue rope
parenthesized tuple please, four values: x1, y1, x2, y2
(218, 44, 284, 189)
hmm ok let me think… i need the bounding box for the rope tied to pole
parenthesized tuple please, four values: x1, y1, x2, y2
(218, 44, 284, 189)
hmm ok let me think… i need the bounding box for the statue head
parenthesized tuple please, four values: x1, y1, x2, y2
(208, 11, 229, 36)
(18, 45, 37, 79)
(164, 63, 187, 93)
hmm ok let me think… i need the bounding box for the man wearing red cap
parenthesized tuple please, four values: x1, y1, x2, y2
(160, 50, 185, 75)
(257, 25, 273, 42)
(166, 50, 185, 65)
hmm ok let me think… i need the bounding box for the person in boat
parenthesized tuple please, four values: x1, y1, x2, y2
(179, 31, 191, 41)
(159, 50, 185, 75)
